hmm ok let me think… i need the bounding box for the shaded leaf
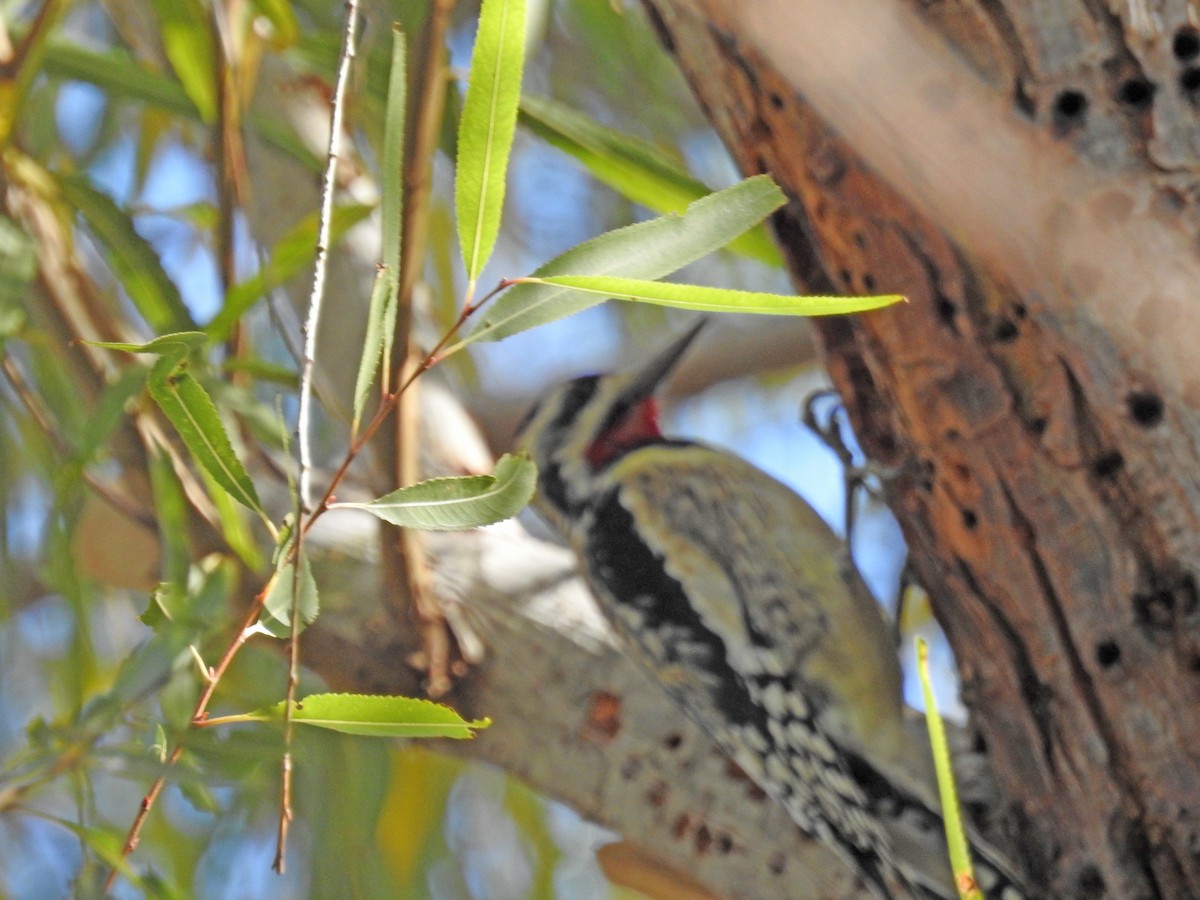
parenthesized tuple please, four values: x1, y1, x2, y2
(148, 355, 262, 514)
(455, 0, 528, 281)
(0, 213, 36, 309)
(85, 333, 263, 515)
(258, 553, 319, 639)
(378, 26, 407, 391)
(519, 94, 780, 266)
(58, 176, 195, 333)
(462, 175, 785, 345)
(208, 693, 490, 739)
(331, 453, 536, 530)
(353, 265, 395, 433)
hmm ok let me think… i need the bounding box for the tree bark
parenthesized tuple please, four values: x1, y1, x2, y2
(636, 1, 1200, 897)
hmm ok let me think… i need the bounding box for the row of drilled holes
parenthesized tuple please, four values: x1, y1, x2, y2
(1053, 25, 1200, 127)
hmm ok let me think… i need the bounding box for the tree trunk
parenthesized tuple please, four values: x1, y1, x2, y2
(637, 1, 1200, 897)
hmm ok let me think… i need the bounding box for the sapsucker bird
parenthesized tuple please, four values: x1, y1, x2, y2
(516, 321, 1029, 900)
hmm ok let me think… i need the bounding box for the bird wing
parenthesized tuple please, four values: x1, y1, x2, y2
(600, 442, 907, 758)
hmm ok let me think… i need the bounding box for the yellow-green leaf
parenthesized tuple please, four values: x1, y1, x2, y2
(461, 175, 785, 346)
(519, 94, 780, 266)
(455, 0, 528, 281)
(525, 275, 905, 316)
(207, 693, 491, 739)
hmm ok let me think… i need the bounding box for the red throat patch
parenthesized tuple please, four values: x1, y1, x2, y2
(585, 397, 662, 469)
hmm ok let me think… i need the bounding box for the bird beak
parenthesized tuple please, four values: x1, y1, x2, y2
(617, 318, 707, 406)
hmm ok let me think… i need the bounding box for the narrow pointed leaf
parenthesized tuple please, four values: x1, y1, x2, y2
(58, 175, 195, 333)
(85, 332, 265, 515)
(455, 0, 528, 280)
(148, 0, 217, 121)
(524, 275, 905, 316)
(331, 453, 536, 530)
(147, 354, 263, 514)
(378, 27, 406, 394)
(352, 266, 395, 433)
(519, 94, 780, 266)
(258, 554, 319, 639)
(917, 638, 980, 897)
(209, 693, 490, 738)
(82, 331, 208, 356)
(462, 175, 785, 345)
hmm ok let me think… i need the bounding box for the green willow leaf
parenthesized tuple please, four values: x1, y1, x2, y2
(207, 693, 490, 739)
(352, 266, 395, 433)
(148, 357, 263, 514)
(378, 27, 407, 392)
(351, 25, 408, 425)
(58, 176, 195, 333)
(519, 94, 780, 266)
(918, 637, 979, 896)
(148, 0, 217, 122)
(525, 275, 906, 316)
(455, 0, 528, 281)
(84, 332, 263, 515)
(331, 453, 536, 530)
(460, 175, 785, 346)
(258, 554, 319, 639)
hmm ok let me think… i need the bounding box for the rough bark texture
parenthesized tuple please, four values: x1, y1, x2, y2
(636, 1, 1200, 897)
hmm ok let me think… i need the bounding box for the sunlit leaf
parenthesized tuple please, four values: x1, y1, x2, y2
(521, 275, 905, 316)
(207, 693, 491, 738)
(149, 0, 217, 122)
(455, 0, 528, 281)
(519, 94, 780, 266)
(917, 638, 981, 899)
(248, 0, 300, 49)
(461, 174, 785, 345)
(330, 453, 536, 530)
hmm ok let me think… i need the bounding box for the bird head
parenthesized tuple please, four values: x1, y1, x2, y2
(515, 319, 706, 527)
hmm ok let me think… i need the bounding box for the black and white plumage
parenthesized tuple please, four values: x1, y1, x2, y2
(516, 321, 1028, 900)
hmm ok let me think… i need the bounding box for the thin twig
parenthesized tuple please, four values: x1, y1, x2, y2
(296, 0, 360, 514)
(279, 0, 362, 872)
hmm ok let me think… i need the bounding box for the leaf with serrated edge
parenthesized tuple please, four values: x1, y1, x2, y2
(208, 693, 491, 738)
(84, 332, 264, 514)
(148, 356, 263, 514)
(455, 0, 528, 281)
(461, 175, 785, 346)
(527, 275, 905, 316)
(331, 453, 536, 530)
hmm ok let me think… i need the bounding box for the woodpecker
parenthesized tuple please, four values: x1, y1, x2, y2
(516, 321, 1029, 900)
